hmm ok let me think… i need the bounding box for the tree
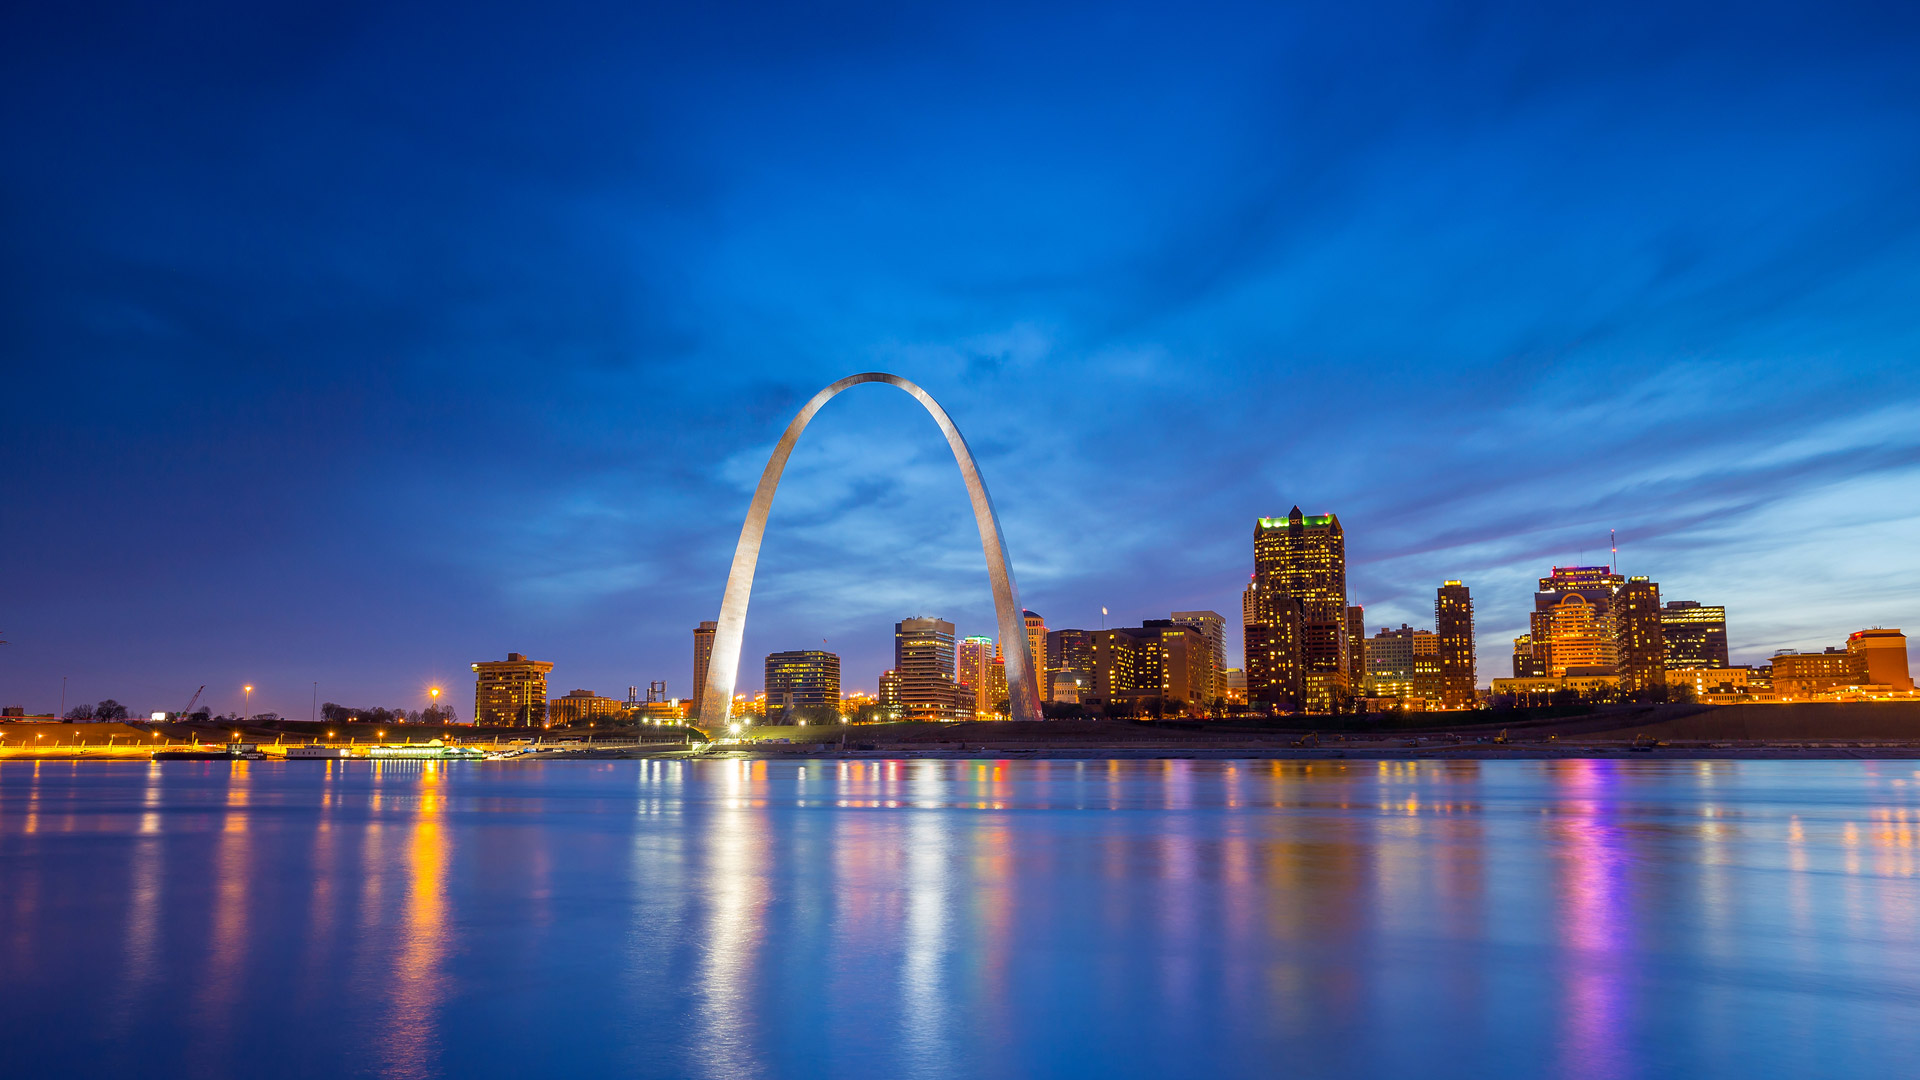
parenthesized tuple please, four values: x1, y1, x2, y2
(95, 699, 129, 721)
(65, 703, 95, 720)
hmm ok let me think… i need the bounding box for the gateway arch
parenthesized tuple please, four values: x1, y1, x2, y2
(698, 372, 1043, 728)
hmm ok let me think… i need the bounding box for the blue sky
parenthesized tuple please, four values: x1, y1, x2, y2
(3, 0, 1917, 717)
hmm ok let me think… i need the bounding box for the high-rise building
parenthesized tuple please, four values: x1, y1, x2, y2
(877, 670, 901, 714)
(1660, 602, 1728, 668)
(1246, 598, 1304, 710)
(1345, 605, 1366, 691)
(1364, 625, 1434, 699)
(1170, 610, 1227, 706)
(1435, 581, 1476, 708)
(1047, 628, 1093, 704)
(1090, 622, 1210, 713)
(1249, 508, 1350, 710)
(764, 650, 841, 722)
(894, 617, 965, 721)
(1847, 628, 1912, 690)
(472, 652, 555, 727)
(1511, 634, 1547, 678)
(1614, 576, 1665, 693)
(691, 621, 717, 718)
(956, 634, 1006, 718)
(1530, 567, 1625, 676)
(1023, 611, 1049, 702)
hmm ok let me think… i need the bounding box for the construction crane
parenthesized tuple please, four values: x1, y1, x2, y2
(178, 685, 205, 721)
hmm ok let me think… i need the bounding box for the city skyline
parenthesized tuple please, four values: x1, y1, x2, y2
(4, 3, 1919, 718)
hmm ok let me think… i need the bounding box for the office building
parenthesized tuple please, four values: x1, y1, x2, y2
(1435, 581, 1476, 707)
(1771, 648, 1868, 698)
(1529, 566, 1624, 676)
(548, 689, 625, 727)
(1365, 625, 1435, 699)
(1346, 605, 1366, 691)
(877, 670, 902, 714)
(1511, 634, 1547, 678)
(1171, 610, 1227, 705)
(1047, 628, 1094, 704)
(691, 621, 717, 718)
(1091, 621, 1211, 713)
(957, 635, 1005, 718)
(1615, 576, 1665, 693)
(764, 650, 842, 722)
(1249, 508, 1350, 710)
(1023, 610, 1049, 702)
(1246, 599, 1304, 710)
(895, 617, 965, 721)
(1848, 628, 1912, 690)
(472, 652, 555, 727)
(1660, 602, 1728, 668)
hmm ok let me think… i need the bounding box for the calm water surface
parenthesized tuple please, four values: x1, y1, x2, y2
(2, 758, 1918, 1079)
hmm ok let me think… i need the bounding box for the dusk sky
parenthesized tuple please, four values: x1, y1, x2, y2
(3, 1, 1917, 719)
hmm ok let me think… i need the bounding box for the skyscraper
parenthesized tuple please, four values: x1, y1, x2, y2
(1023, 610, 1049, 702)
(1170, 610, 1227, 706)
(1345, 605, 1366, 691)
(957, 636, 1002, 719)
(1614, 576, 1666, 693)
(895, 617, 964, 721)
(1660, 602, 1728, 668)
(1245, 598, 1304, 709)
(1364, 625, 1432, 699)
(471, 652, 555, 727)
(1847, 628, 1912, 690)
(1530, 566, 1624, 676)
(1046, 628, 1093, 704)
(1250, 508, 1350, 710)
(1091, 621, 1210, 714)
(691, 621, 717, 718)
(764, 650, 842, 723)
(1435, 581, 1476, 708)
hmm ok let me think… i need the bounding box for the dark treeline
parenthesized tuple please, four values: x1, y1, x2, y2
(320, 702, 459, 725)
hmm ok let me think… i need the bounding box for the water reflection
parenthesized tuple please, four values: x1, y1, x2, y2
(5, 759, 1920, 1079)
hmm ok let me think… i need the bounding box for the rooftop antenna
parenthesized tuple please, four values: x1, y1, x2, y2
(1610, 529, 1618, 574)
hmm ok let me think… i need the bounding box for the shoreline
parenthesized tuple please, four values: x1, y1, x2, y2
(7, 743, 1920, 763)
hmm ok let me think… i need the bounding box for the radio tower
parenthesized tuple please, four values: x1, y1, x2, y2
(1610, 529, 1617, 573)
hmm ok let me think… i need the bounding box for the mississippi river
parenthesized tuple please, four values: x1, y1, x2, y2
(2, 758, 1917, 1078)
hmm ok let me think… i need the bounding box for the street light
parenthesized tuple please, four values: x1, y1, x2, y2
(243, 685, 253, 723)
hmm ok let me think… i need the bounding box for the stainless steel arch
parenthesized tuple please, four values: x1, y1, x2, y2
(699, 373, 1042, 728)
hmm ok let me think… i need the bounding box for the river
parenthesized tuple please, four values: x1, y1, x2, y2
(2, 757, 1916, 1078)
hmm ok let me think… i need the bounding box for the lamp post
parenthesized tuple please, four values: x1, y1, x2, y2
(243, 685, 253, 724)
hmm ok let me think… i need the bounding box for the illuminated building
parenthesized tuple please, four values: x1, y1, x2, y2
(1771, 648, 1868, 698)
(1249, 508, 1349, 710)
(1090, 621, 1210, 713)
(1615, 576, 1666, 693)
(1529, 567, 1624, 676)
(1665, 666, 1751, 700)
(1660, 602, 1728, 668)
(1171, 610, 1227, 705)
(877, 670, 901, 715)
(1434, 582, 1475, 707)
(1364, 625, 1434, 699)
(548, 689, 626, 726)
(895, 617, 965, 721)
(1511, 634, 1547, 678)
(1023, 611, 1049, 702)
(1223, 668, 1247, 705)
(764, 650, 841, 722)
(1346, 605, 1366, 691)
(691, 621, 716, 718)
(471, 652, 554, 727)
(1847, 628, 1912, 690)
(1047, 628, 1093, 704)
(1245, 598, 1303, 710)
(958, 636, 997, 718)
